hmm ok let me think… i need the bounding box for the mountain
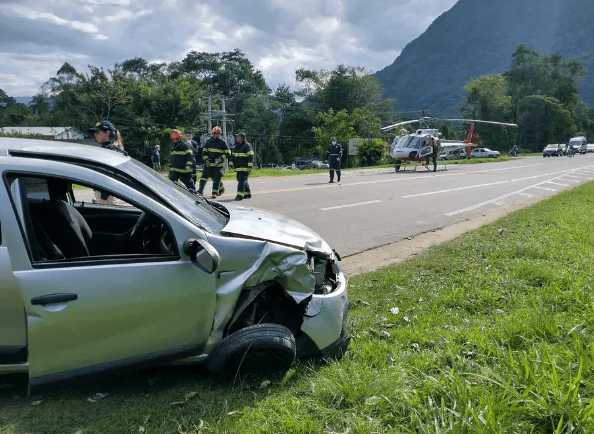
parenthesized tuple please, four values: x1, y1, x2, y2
(375, 0, 594, 116)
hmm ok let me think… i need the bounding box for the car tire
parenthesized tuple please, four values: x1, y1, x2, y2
(205, 323, 296, 377)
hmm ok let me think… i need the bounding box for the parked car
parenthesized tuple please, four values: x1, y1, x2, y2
(471, 148, 500, 158)
(0, 138, 350, 390)
(586, 144, 594, 153)
(438, 149, 464, 160)
(543, 144, 564, 157)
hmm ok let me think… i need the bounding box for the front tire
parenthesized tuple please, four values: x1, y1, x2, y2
(205, 324, 296, 377)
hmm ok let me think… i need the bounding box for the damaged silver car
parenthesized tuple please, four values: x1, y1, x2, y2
(0, 138, 350, 391)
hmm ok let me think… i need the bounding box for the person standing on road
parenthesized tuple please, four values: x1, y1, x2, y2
(326, 137, 343, 183)
(425, 135, 439, 172)
(197, 126, 231, 198)
(185, 130, 199, 184)
(230, 132, 253, 201)
(151, 145, 161, 171)
(168, 129, 195, 190)
(89, 120, 125, 204)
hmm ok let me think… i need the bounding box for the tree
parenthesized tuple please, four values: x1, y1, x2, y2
(462, 74, 515, 149)
(519, 95, 573, 148)
(296, 65, 394, 120)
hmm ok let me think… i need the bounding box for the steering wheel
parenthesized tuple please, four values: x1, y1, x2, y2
(129, 212, 174, 255)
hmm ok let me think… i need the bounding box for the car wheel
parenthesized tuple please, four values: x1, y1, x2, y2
(205, 323, 296, 377)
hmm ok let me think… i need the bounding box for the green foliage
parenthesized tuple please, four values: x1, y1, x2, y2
(296, 64, 394, 123)
(312, 109, 356, 147)
(356, 139, 386, 166)
(463, 45, 592, 151)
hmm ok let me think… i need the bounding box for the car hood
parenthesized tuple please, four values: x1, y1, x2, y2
(221, 205, 332, 255)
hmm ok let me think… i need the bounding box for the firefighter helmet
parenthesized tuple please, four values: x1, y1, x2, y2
(170, 129, 182, 140)
(212, 126, 222, 135)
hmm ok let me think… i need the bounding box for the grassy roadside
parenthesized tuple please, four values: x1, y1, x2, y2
(3, 179, 594, 433)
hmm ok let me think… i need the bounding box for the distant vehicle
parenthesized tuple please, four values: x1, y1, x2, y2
(543, 144, 563, 157)
(471, 148, 500, 158)
(438, 148, 464, 160)
(381, 117, 517, 171)
(586, 144, 594, 153)
(311, 160, 329, 169)
(568, 136, 587, 154)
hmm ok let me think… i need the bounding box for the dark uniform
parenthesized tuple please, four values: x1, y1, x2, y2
(425, 136, 439, 172)
(198, 130, 231, 197)
(230, 133, 253, 200)
(189, 139, 199, 183)
(326, 138, 343, 183)
(169, 137, 196, 190)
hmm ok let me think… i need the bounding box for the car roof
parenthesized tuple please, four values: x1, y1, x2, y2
(0, 137, 130, 167)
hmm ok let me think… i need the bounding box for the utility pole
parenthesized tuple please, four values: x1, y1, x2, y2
(222, 98, 227, 139)
(207, 96, 212, 132)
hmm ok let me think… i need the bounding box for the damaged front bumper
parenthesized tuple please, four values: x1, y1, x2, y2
(297, 259, 350, 358)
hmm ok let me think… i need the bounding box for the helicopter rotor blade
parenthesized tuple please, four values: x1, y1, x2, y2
(380, 119, 422, 132)
(440, 118, 518, 127)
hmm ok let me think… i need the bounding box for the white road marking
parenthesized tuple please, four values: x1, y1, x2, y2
(444, 166, 594, 217)
(493, 201, 506, 205)
(518, 193, 535, 197)
(321, 200, 382, 211)
(535, 186, 556, 191)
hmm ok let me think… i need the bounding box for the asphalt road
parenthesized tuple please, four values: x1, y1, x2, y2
(215, 154, 594, 256)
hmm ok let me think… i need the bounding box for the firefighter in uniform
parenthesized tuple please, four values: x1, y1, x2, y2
(326, 137, 343, 183)
(168, 129, 195, 190)
(198, 126, 230, 198)
(230, 132, 253, 200)
(184, 130, 199, 184)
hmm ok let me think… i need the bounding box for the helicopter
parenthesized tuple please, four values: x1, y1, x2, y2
(381, 117, 517, 171)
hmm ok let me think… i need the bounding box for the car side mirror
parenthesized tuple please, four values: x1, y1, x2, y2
(183, 238, 220, 274)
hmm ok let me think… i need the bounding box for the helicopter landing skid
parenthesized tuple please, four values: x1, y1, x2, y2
(394, 161, 447, 172)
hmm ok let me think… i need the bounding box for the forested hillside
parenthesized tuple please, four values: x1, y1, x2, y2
(375, 0, 594, 115)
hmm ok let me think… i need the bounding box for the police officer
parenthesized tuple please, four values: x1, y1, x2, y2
(184, 130, 199, 184)
(168, 129, 195, 190)
(230, 132, 253, 200)
(326, 137, 343, 183)
(198, 126, 231, 198)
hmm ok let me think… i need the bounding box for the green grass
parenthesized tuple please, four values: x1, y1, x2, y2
(3, 180, 594, 434)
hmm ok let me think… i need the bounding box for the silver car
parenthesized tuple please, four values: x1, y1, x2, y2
(0, 138, 350, 390)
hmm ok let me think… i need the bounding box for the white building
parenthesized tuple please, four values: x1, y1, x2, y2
(0, 126, 85, 140)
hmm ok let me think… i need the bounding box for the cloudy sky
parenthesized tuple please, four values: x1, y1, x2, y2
(0, 0, 458, 98)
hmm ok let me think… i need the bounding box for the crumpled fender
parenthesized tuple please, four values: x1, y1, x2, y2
(204, 239, 316, 353)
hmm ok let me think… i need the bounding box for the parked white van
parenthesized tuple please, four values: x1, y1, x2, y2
(568, 136, 587, 154)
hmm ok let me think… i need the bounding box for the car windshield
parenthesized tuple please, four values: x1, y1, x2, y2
(122, 159, 229, 233)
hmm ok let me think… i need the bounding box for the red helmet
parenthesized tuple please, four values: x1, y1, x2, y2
(212, 126, 222, 135)
(170, 129, 181, 140)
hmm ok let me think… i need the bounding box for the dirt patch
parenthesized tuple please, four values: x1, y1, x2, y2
(341, 199, 539, 277)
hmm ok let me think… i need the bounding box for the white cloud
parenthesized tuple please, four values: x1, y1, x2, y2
(0, 0, 459, 96)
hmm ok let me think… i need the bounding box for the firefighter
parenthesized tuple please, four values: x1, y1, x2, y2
(184, 130, 199, 184)
(168, 129, 195, 190)
(230, 132, 253, 200)
(198, 126, 230, 198)
(326, 137, 343, 183)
